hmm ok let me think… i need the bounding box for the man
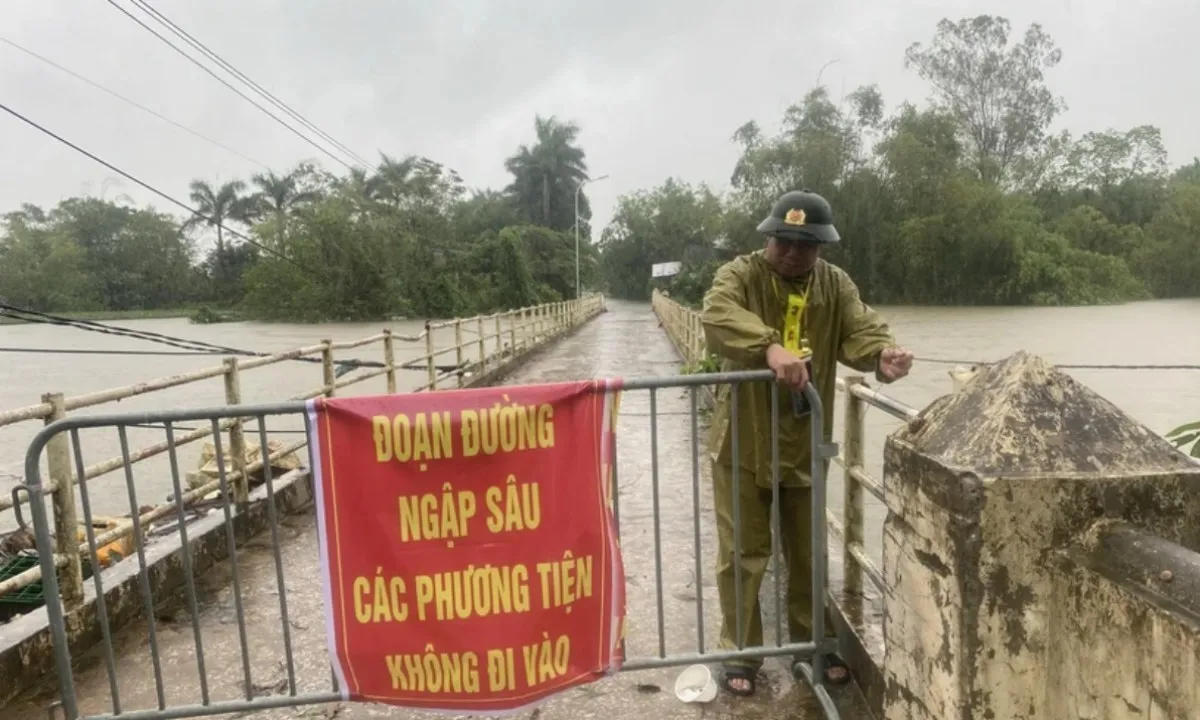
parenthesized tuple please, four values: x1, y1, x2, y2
(700, 189, 913, 696)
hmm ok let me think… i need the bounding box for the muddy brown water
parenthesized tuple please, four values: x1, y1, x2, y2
(2, 297, 1199, 718)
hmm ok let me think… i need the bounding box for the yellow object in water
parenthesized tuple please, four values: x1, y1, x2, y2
(75, 517, 136, 568)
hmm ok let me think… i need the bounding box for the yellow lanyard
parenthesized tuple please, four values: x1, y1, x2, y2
(772, 275, 812, 356)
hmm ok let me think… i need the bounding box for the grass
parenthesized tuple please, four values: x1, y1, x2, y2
(0, 307, 198, 325)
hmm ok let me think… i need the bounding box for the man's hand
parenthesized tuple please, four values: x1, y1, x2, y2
(879, 347, 914, 381)
(766, 343, 809, 390)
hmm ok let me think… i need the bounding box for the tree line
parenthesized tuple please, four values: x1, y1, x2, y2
(0, 116, 599, 321)
(3, 15, 1197, 321)
(599, 15, 1200, 307)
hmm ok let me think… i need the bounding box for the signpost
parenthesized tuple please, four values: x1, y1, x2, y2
(650, 261, 682, 278)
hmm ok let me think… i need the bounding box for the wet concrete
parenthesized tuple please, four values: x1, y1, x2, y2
(5, 300, 870, 720)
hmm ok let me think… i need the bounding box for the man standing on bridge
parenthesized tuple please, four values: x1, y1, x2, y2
(700, 189, 913, 696)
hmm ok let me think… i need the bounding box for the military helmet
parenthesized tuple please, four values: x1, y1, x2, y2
(756, 190, 840, 244)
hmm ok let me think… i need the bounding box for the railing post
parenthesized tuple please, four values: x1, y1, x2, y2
(454, 319, 464, 388)
(382, 329, 397, 393)
(321, 339, 336, 398)
(842, 376, 867, 597)
(44, 392, 83, 609)
(494, 313, 502, 356)
(424, 322, 437, 390)
(222, 358, 250, 506)
(477, 316, 486, 372)
(508, 311, 517, 355)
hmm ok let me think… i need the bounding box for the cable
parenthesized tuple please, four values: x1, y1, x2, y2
(0, 37, 267, 170)
(0, 99, 315, 274)
(0, 347, 221, 357)
(128, 0, 373, 168)
(103, 0, 357, 171)
(0, 305, 385, 369)
(915, 356, 1200, 371)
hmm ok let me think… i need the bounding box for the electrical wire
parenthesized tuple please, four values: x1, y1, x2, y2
(0, 37, 268, 170)
(915, 356, 1200, 371)
(0, 99, 316, 275)
(103, 0, 357, 171)
(128, 0, 373, 168)
(0, 305, 385, 369)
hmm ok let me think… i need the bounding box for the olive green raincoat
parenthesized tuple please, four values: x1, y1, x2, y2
(701, 251, 897, 667)
(701, 252, 897, 487)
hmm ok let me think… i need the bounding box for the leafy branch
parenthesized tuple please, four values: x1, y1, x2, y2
(1166, 420, 1200, 458)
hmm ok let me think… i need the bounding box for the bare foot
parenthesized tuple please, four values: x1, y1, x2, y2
(826, 664, 849, 683)
(728, 677, 752, 694)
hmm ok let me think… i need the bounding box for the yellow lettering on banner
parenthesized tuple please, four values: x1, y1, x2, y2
(535, 552, 594, 612)
(485, 475, 541, 534)
(520, 633, 571, 688)
(486, 647, 517, 691)
(414, 563, 532, 622)
(352, 569, 409, 623)
(397, 485, 477, 544)
(460, 400, 555, 457)
(372, 412, 453, 463)
(384, 644, 481, 693)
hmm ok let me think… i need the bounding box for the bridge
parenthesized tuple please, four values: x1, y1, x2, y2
(1, 294, 1198, 720)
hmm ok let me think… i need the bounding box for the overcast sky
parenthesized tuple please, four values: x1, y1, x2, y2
(2, 0, 1198, 247)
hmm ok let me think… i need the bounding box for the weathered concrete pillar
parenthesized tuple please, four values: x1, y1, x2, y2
(882, 350, 1200, 720)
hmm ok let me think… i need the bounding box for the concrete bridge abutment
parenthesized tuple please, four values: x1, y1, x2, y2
(881, 350, 1200, 719)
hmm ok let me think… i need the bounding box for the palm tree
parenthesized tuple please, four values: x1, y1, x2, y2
(183, 179, 253, 299)
(249, 170, 321, 223)
(504, 115, 590, 231)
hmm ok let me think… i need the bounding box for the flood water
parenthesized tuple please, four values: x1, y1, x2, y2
(2, 298, 1199, 550)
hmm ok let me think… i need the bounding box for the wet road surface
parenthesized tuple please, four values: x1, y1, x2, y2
(6, 300, 871, 720)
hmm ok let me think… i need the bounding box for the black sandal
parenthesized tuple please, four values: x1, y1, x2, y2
(792, 653, 853, 686)
(821, 654, 852, 685)
(719, 665, 756, 697)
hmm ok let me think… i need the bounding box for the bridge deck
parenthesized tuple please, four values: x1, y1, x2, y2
(6, 300, 871, 720)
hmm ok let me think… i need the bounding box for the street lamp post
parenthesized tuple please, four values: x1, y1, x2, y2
(574, 174, 609, 299)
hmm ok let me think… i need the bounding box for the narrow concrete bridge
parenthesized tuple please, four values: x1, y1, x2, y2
(3, 296, 1200, 720)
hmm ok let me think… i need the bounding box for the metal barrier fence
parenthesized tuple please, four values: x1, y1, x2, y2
(0, 295, 605, 605)
(20, 371, 843, 720)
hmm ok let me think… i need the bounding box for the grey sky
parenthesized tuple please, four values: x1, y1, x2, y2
(2, 0, 1198, 247)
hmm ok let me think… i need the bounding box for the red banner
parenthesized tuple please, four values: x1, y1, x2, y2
(308, 380, 625, 714)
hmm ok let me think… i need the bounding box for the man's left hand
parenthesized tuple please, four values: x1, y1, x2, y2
(879, 347, 914, 381)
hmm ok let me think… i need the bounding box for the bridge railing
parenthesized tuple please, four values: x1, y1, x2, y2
(0, 295, 606, 606)
(650, 289, 917, 601)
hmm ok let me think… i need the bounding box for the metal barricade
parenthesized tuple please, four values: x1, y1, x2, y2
(19, 371, 840, 720)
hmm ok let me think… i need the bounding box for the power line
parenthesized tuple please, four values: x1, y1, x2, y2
(128, 0, 373, 169)
(0, 37, 268, 170)
(917, 356, 1200, 371)
(0, 346, 220, 357)
(0, 305, 386, 370)
(0, 98, 314, 274)
(103, 0, 357, 172)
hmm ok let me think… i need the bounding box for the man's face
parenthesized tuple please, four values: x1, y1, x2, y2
(765, 235, 820, 278)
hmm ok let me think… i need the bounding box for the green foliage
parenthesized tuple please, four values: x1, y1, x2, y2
(681, 353, 722, 375)
(1, 116, 602, 322)
(1166, 421, 1200, 459)
(599, 15, 1199, 306)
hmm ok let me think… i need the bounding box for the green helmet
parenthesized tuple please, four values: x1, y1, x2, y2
(755, 190, 840, 244)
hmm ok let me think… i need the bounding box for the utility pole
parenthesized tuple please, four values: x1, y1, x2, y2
(574, 174, 609, 299)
